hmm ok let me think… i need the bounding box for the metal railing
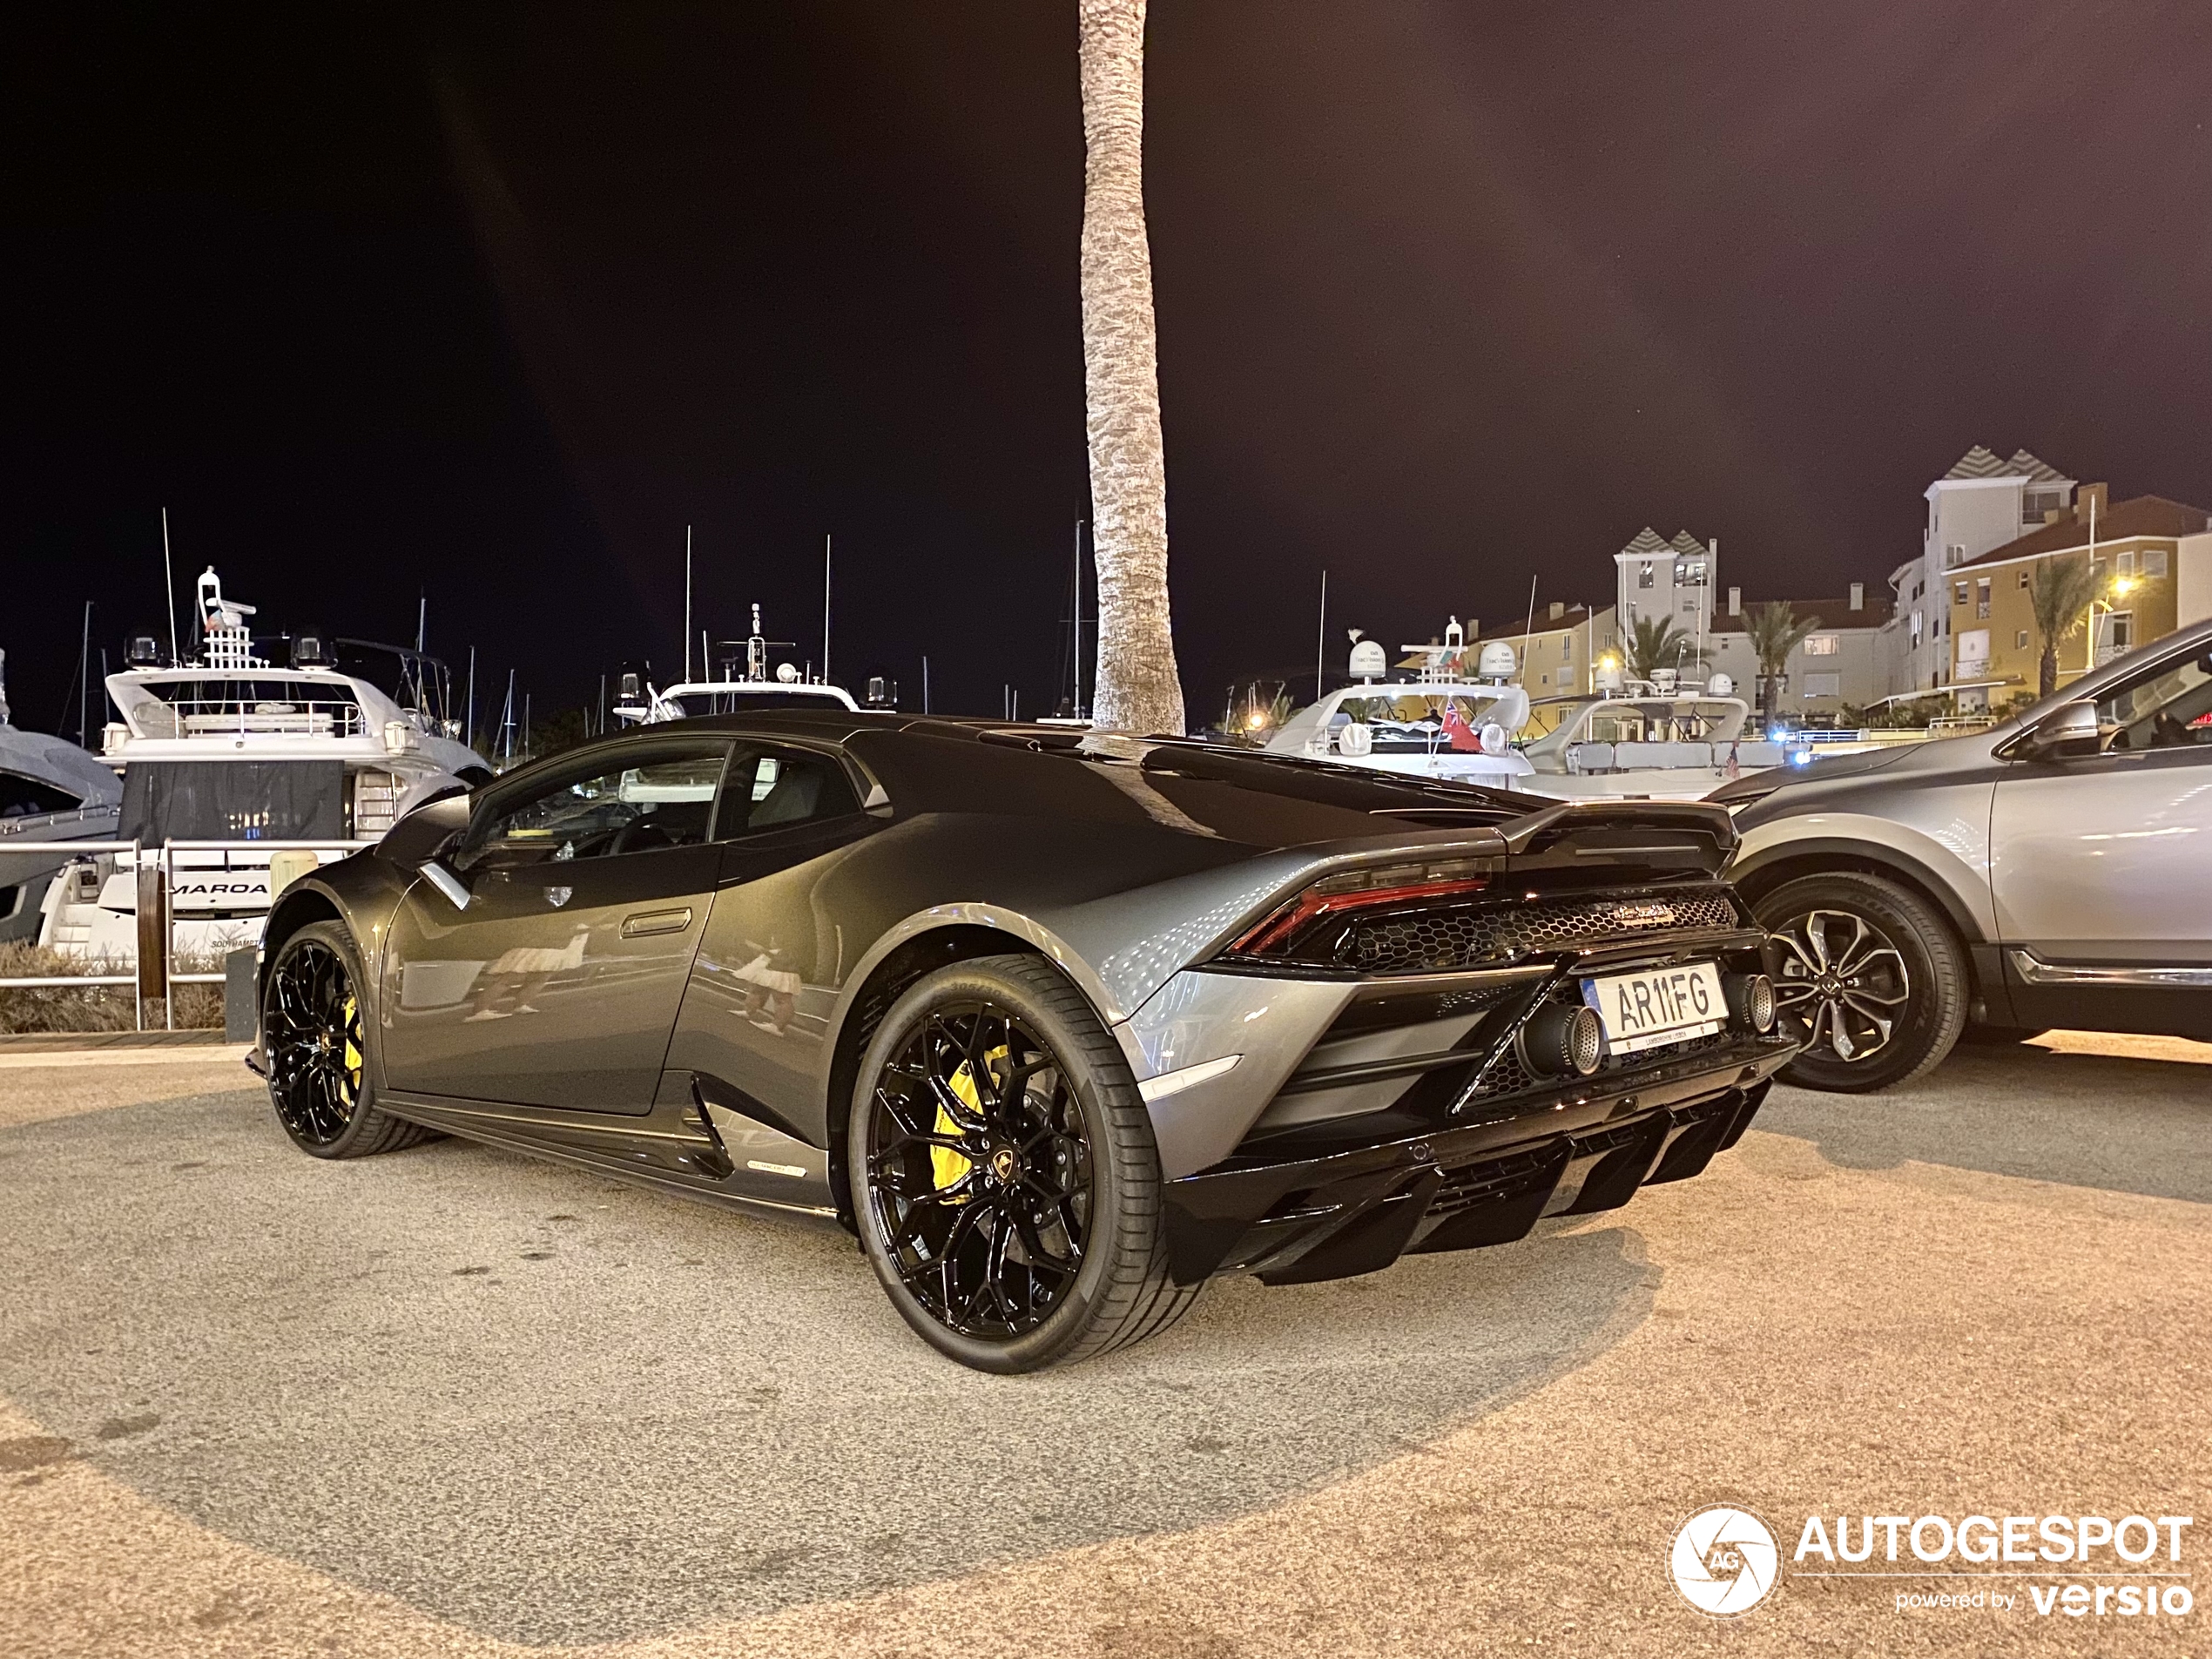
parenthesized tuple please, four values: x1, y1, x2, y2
(0, 837, 371, 1031)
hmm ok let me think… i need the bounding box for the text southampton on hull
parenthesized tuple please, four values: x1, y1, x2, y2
(612, 605, 864, 727)
(1267, 619, 1536, 790)
(0, 649, 125, 943)
(41, 567, 487, 962)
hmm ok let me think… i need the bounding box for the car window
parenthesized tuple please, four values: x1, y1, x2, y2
(466, 745, 728, 865)
(718, 745, 860, 838)
(2095, 649, 2212, 753)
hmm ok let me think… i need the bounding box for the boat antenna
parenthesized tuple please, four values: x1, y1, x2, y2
(922, 654, 930, 715)
(416, 590, 427, 654)
(466, 646, 476, 749)
(1520, 575, 1538, 686)
(1315, 568, 1328, 700)
(684, 525, 693, 683)
(823, 534, 833, 684)
(1073, 520, 1085, 719)
(76, 601, 92, 745)
(160, 508, 179, 666)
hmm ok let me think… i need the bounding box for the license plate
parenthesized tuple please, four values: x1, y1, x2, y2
(1582, 961, 1726, 1055)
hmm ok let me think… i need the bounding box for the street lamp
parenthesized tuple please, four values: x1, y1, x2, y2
(2087, 573, 2141, 671)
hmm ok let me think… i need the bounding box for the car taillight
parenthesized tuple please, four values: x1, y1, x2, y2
(1226, 859, 1492, 959)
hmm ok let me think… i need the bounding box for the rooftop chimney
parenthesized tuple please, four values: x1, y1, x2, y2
(1849, 581, 1865, 611)
(1548, 600, 1565, 622)
(2080, 482, 2109, 524)
(1728, 586, 1742, 617)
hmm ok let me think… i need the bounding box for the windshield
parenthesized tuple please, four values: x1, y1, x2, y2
(1332, 692, 1501, 726)
(664, 688, 852, 716)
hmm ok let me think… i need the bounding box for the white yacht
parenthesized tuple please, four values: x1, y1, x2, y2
(1266, 621, 1534, 790)
(613, 606, 863, 725)
(0, 651, 125, 943)
(1517, 671, 1784, 800)
(41, 568, 486, 961)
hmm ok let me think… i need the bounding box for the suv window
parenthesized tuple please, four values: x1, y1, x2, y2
(2096, 648, 2212, 752)
(718, 745, 860, 838)
(465, 744, 728, 866)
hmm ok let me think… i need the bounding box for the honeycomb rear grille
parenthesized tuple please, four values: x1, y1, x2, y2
(1342, 890, 1739, 974)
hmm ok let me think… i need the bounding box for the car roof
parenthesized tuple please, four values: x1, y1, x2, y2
(490, 713, 1535, 850)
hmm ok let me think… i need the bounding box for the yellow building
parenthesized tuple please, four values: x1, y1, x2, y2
(1946, 485, 2206, 709)
(1476, 604, 1616, 733)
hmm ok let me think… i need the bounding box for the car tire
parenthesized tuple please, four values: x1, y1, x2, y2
(261, 921, 436, 1159)
(1753, 872, 1968, 1093)
(848, 953, 1200, 1372)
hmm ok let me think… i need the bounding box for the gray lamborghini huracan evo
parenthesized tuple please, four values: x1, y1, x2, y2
(253, 712, 1797, 1371)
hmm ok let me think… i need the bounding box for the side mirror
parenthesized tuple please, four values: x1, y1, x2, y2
(375, 792, 472, 869)
(377, 793, 478, 906)
(2017, 699, 2101, 761)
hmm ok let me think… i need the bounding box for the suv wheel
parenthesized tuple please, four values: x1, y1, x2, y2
(1752, 872, 1967, 1093)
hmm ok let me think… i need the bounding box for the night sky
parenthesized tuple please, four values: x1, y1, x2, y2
(7, 3, 2211, 738)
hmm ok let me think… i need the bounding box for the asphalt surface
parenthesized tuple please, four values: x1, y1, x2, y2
(1, 1032, 2206, 1657)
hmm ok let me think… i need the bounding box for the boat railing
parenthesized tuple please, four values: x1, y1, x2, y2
(0, 805, 117, 840)
(0, 837, 368, 1031)
(131, 688, 367, 741)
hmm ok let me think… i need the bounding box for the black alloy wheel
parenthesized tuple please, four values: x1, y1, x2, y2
(261, 921, 435, 1158)
(1752, 872, 1967, 1093)
(850, 954, 1198, 1372)
(866, 1001, 1092, 1339)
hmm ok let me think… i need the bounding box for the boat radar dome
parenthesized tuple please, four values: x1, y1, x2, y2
(774, 662, 799, 684)
(1706, 671, 1734, 698)
(1476, 640, 1518, 681)
(1347, 639, 1387, 681)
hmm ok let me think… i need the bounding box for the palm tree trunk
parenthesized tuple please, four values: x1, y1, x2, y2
(2040, 644, 2058, 696)
(1078, 0, 1184, 735)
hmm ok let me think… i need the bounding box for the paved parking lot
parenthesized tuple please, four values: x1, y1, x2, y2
(2, 1033, 2207, 1657)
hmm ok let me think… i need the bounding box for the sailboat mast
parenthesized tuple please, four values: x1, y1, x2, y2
(160, 507, 179, 665)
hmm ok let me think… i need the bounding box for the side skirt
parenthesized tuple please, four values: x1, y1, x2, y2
(380, 1089, 846, 1228)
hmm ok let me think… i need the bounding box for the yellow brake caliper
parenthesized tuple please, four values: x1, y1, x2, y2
(341, 993, 362, 1104)
(930, 1044, 1007, 1197)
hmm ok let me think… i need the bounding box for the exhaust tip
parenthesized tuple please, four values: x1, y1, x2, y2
(1727, 972, 1776, 1034)
(1521, 1001, 1606, 1078)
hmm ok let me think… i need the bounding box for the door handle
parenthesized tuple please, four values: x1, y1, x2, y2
(621, 907, 694, 938)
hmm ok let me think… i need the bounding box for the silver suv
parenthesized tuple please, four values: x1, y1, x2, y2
(1712, 617, 2212, 1090)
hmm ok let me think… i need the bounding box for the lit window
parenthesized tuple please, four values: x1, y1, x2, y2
(1638, 562, 1656, 589)
(2015, 630, 2028, 650)
(1953, 582, 1968, 606)
(1804, 636, 1839, 656)
(2146, 549, 2169, 577)
(2118, 550, 2136, 575)
(1976, 577, 1991, 619)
